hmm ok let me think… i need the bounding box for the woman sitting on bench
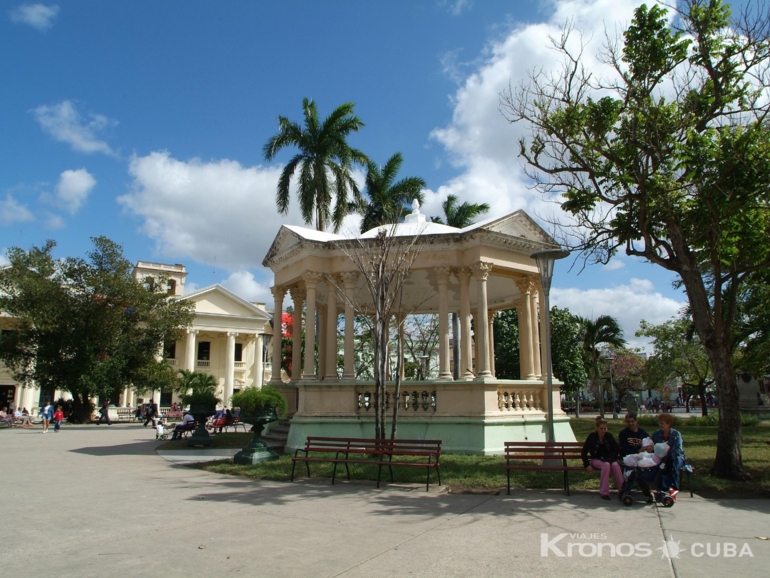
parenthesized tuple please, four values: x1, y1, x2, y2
(651, 413, 685, 501)
(581, 417, 623, 501)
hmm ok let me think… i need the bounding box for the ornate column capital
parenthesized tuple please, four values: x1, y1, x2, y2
(289, 285, 305, 302)
(434, 266, 451, 284)
(515, 276, 535, 294)
(227, 331, 240, 338)
(302, 271, 323, 289)
(186, 328, 199, 336)
(471, 261, 493, 280)
(270, 285, 286, 300)
(340, 271, 359, 289)
(454, 267, 471, 283)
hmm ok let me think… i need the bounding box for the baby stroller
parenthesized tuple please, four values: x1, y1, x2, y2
(155, 417, 169, 441)
(620, 462, 675, 507)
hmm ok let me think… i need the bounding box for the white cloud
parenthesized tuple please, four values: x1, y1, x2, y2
(120, 151, 310, 271)
(0, 251, 9, 267)
(32, 100, 116, 155)
(44, 212, 64, 229)
(552, 277, 684, 351)
(9, 3, 59, 31)
(220, 270, 273, 304)
(53, 168, 95, 214)
(439, 0, 472, 16)
(602, 259, 625, 271)
(429, 0, 649, 231)
(0, 194, 34, 225)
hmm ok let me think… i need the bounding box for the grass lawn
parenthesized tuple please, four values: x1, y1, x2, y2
(190, 418, 770, 498)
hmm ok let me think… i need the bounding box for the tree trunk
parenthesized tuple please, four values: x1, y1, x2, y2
(709, 346, 744, 478)
(698, 381, 708, 417)
(70, 393, 92, 424)
(390, 323, 404, 440)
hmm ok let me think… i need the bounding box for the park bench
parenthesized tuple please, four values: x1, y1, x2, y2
(503, 441, 585, 495)
(163, 410, 184, 422)
(170, 420, 197, 439)
(291, 437, 442, 491)
(116, 408, 135, 422)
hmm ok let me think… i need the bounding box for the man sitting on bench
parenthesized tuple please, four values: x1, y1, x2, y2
(171, 411, 195, 439)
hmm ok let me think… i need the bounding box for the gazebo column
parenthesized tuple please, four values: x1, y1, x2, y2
(539, 292, 548, 377)
(397, 313, 405, 381)
(224, 331, 239, 407)
(341, 272, 358, 380)
(488, 311, 496, 377)
(325, 276, 339, 380)
(302, 272, 322, 380)
(289, 286, 305, 382)
(185, 328, 199, 371)
(436, 267, 453, 380)
(472, 262, 493, 378)
(530, 286, 542, 379)
(269, 286, 286, 385)
(457, 268, 474, 379)
(318, 305, 327, 380)
(516, 278, 536, 379)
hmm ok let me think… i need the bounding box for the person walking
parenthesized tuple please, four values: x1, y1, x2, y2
(96, 400, 112, 425)
(143, 401, 158, 427)
(53, 406, 64, 432)
(41, 400, 54, 433)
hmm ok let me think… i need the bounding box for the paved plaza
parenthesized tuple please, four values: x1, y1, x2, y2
(2, 424, 768, 577)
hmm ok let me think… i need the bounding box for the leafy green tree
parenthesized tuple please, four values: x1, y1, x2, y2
(263, 98, 367, 232)
(431, 194, 490, 378)
(132, 359, 180, 401)
(638, 316, 713, 416)
(502, 0, 770, 477)
(359, 153, 426, 233)
(578, 316, 626, 418)
(0, 237, 194, 422)
(493, 306, 587, 406)
(733, 270, 770, 378)
(606, 348, 645, 412)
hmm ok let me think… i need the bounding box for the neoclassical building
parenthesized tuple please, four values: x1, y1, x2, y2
(0, 262, 274, 413)
(263, 203, 575, 454)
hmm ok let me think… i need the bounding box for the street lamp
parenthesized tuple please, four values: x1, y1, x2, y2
(531, 248, 570, 443)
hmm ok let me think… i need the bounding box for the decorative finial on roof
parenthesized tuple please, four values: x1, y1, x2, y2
(404, 198, 426, 224)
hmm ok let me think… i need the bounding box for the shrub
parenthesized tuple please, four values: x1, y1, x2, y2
(231, 386, 288, 419)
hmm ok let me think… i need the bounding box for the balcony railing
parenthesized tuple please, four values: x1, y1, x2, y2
(234, 361, 245, 369)
(355, 390, 436, 413)
(196, 360, 210, 368)
(165, 358, 176, 365)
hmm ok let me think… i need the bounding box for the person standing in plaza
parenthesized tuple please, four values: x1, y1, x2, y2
(96, 400, 112, 425)
(53, 406, 64, 432)
(41, 400, 54, 433)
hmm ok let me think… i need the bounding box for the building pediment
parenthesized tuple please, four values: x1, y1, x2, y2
(468, 210, 556, 246)
(180, 284, 271, 321)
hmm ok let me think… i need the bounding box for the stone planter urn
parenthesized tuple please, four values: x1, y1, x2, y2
(233, 412, 279, 464)
(187, 402, 216, 447)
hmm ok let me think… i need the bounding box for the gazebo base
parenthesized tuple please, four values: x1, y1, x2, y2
(285, 415, 576, 456)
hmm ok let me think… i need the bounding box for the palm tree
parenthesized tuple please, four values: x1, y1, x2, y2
(432, 194, 490, 379)
(579, 315, 626, 418)
(430, 194, 490, 228)
(175, 369, 218, 395)
(263, 98, 368, 232)
(359, 153, 426, 233)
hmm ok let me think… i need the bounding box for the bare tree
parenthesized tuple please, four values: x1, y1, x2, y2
(333, 224, 426, 439)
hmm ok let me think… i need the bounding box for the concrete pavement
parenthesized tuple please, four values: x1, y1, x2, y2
(2, 424, 767, 577)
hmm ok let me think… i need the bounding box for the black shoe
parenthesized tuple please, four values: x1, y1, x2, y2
(645, 494, 654, 503)
(600, 494, 611, 501)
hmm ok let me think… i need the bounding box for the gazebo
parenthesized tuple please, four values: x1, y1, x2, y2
(263, 203, 575, 454)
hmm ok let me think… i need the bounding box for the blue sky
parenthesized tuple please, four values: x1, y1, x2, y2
(0, 1, 751, 349)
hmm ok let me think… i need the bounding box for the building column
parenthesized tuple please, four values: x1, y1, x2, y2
(325, 276, 339, 380)
(318, 305, 327, 380)
(269, 286, 286, 385)
(472, 262, 493, 377)
(539, 292, 548, 378)
(302, 272, 322, 380)
(289, 286, 305, 382)
(185, 329, 199, 372)
(254, 333, 264, 388)
(341, 272, 358, 380)
(488, 311, 496, 378)
(436, 267, 453, 380)
(456, 268, 473, 379)
(224, 331, 239, 407)
(530, 285, 542, 379)
(396, 313, 406, 381)
(516, 278, 535, 379)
